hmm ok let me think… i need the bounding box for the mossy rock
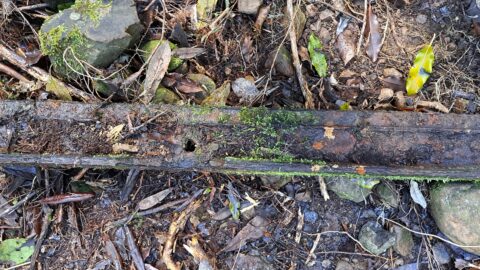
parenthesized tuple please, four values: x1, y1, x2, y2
(430, 182, 480, 255)
(152, 87, 181, 104)
(39, 0, 143, 78)
(140, 40, 183, 71)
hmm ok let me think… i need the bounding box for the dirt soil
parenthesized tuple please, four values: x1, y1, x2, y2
(0, 0, 480, 269)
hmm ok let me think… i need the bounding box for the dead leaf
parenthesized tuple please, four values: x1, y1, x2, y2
(365, 5, 382, 62)
(143, 42, 171, 103)
(416, 100, 449, 113)
(221, 216, 268, 252)
(202, 81, 231, 106)
(176, 78, 204, 93)
(382, 76, 406, 92)
(183, 237, 215, 269)
(298, 46, 310, 62)
(172, 47, 205, 59)
(410, 180, 427, 209)
(254, 4, 271, 30)
(378, 88, 394, 102)
(138, 188, 173, 210)
(112, 143, 139, 153)
(38, 193, 94, 205)
(335, 23, 357, 65)
(241, 36, 254, 63)
(394, 91, 406, 109)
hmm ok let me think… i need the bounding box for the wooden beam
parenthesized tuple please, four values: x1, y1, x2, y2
(0, 100, 479, 180)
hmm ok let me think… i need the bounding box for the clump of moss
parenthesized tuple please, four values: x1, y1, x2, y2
(140, 40, 183, 71)
(237, 107, 311, 163)
(71, 0, 111, 25)
(39, 25, 87, 78)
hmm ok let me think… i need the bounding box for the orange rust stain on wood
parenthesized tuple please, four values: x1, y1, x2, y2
(313, 141, 324, 150)
(356, 166, 366, 175)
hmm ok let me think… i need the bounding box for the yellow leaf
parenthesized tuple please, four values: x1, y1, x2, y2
(196, 0, 218, 29)
(406, 43, 435, 96)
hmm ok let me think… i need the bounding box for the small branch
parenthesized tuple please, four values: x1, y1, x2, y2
(17, 3, 49, 11)
(318, 176, 330, 201)
(29, 206, 52, 270)
(0, 44, 98, 102)
(0, 62, 32, 83)
(163, 199, 202, 270)
(286, 0, 314, 109)
(356, 0, 368, 55)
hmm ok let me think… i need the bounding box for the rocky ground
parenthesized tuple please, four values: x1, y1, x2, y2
(0, 0, 480, 269)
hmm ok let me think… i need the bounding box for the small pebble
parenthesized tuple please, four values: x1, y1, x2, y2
(416, 14, 428, 24)
(304, 210, 318, 223)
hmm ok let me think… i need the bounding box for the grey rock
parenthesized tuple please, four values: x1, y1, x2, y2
(295, 191, 312, 202)
(415, 14, 427, 24)
(359, 221, 396, 255)
(40, 0, 143, 77)
(432, 243, 450, 264)
(375, 182, 399, 208)
(225, 253, 274, 270)
(326, 177, 375, 203)
(304, 210, 318, 224)
(393, 225, 414, 257)
(335, 261, 353, 270)
(261, 175, 292, 189)
(430, 182, 480, 255)
(232, 78, 259, 104)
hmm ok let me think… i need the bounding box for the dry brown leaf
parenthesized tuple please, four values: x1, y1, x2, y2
(365, 5, 382, 62)
(143, 42, 171, 103)
(416, 100, 449, 113)
(378, 88, 394, 102)
(254, 4, 271, 30)
(221, 216, 268, 252)
(335, 23, 357, 65)
(176, 78, 204, 93)
(172, 47, 205, 59)
(138, 188, 172, 210)
(382, 76, 406, 92)
(241, 36, 254, 63)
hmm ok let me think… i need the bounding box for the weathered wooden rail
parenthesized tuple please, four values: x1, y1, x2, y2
(0, 100, 479, 180)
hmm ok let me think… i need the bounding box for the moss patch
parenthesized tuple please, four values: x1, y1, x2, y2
(39, 25, 87, 78)
(71, 0, 111, 25)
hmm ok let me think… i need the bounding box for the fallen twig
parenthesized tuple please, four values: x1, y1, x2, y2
(317, 176, 330, 201)
(385, 218, 480, 249)
(124, 226, 146, 270)
(0, 44, 98, 102)
(0, 62, 32, 83)
(163, 199, 203, 270)
(295, 208, 304, 243)
(29, 206, 52, 270)
(0, 192, 36, 219)
(356, 0, 368, 55)
(286, 0, 314, 109)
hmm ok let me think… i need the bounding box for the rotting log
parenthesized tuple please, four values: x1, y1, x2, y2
(0, 100, 479, 180)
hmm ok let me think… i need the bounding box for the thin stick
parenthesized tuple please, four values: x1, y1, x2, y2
(286, 0, 314, 109)
(356, 0, 368, 55)
(385, 218, 480, 249)
(305, 233, 321, 265)
(0, 44, 98, 102)
(29, 206, 52, 270)
(0, 62, 32, 83)
(318, 176, 330, 201)
(17, 3, 49, 11)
